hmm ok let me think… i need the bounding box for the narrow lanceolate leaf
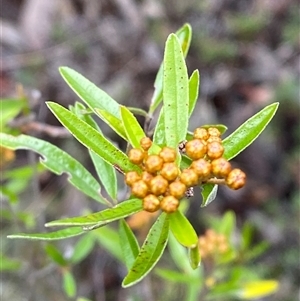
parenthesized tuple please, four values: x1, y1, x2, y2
(188, 70, 200, 117)
(122, 213, 169, 287)
(188, 245, 201, 270)
(0, 133, 108, 205)
(95, 109, 127, 140)
(7, 227, 84, 240)
(153, 108, 166, 146)
(163, 34, 189, 148)
(45, 199, 143, 228)
(201, 184, 218, 207)
(59, 67, 120, 118)
(119, 219, 140, 270)
(47, 102, 140, 173)
(72, 106, 118, 202)
(169, 210, 198, 248)
(90, 151, 117, 202)
(149, 23, 192, 114)
(120, 106, 145, 148)
(223, 102, 279, 160)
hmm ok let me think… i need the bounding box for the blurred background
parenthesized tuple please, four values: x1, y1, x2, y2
(1, 0, 299, 300)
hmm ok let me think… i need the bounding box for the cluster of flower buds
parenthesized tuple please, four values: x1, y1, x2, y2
(183, 127, 246, 190)
(125, 127, 246, 213)
(125, 137, 184, 213)
(198, 229, 229, 259)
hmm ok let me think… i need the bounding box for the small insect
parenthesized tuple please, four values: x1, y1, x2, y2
(185, 187, 194, 198)
(178, 140, 187, 154)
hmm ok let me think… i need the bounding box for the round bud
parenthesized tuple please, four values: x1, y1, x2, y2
(131, 180, 148, 198)
(226, 168, 246, 190)
(193, 127, 209, 140)
(140, 137, 152, 151)
(207, 136, 222, 144)
(160, 162, 179, 181)
(143, 194, 160, 212)
(207, 127, 221, 137)
(211, 158, 231, 178)
(160, 195, 179, 213)
(190, 158, 212, 180)
(150, 175, 168, 195)
(168, 181, 187, 199)
(128, 148, 145, 165)
(185, 139, 207, 160)
(141, 171, 154, 186)
(125, 171, 141, 186)
(144, 155, 164, 173)
(207, 141, 224, 160)
(159, 147, 177, 163)
(180, 169, 199, 187)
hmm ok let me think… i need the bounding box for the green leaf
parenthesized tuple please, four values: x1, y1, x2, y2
(90, 150, 117, 202)
(0, 133, 108, 205)
(223, 102, 279, 160)
(120, 106, 145, 148)
(122, 213, 169, 287)
(149, 23, 192, 114)
(47, 102, 140, 173)
(155, 268, 198, 284)
(169, 210, 198, 248)
(188, 245, 201, 270)
(238, 280, 278, 299)
(95, 109, 127, 140)
(62, 270, 77, 298)
(93, 226, 123, 262)
(72, 106, 118, 202)
(70, 233, 95, 264)
(59, 67, 120, 118)
(153, 108, 166, 146)
(201, 184, 218, 207)
(0, 98, 25, 126)
(188, 70, 200, 117)
(7, 227, 84, 241)
(168, 232, 191, 273)
(163, 34, 189, 148)
(119, 219, 140, 270)
(45, 199, 143, 228)
(0, 254, 22, 271)
(44, 244, 67, 266)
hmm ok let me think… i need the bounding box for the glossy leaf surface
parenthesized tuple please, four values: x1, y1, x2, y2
(47, 102, 140, 173)
(59, 67, 120, 118)
(188, 70, 200, 117)
(150, 23, 192, 114)
(7, 227, 84, 240)
(45, 199, 143, 228)
(0, 133, 107, 205)
(201, 184, 218, 207)
(169, 210, 198, 248)
(90, 150, 117, 202)
(120, 106, 145, 148)
(223, 102, 279, 160)
(122, 213, 169, 287)
(163, 34, 189, 148)
(95, 109, 127, 140)
(119, 219, 140, 269)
